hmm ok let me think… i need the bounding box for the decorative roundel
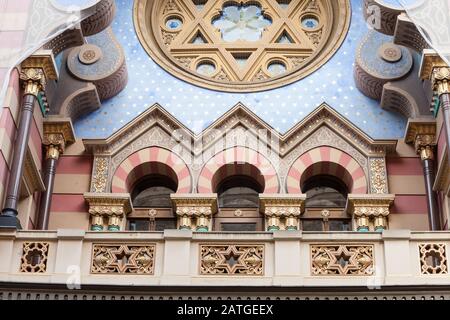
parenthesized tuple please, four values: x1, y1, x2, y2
(134, 0, 351, 92)
(78, 44, 103, 65)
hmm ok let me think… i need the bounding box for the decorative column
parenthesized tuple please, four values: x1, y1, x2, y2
(37, 118, 75, 230)
(84, 193, 133, 231)
(259, 194, 306, 231)
(346, 194, 395, 232)
(0, 52, 58, 229)
(420, 50, 450, 167)
(171, 194, 217, 232)
(405, 120, 441, 230)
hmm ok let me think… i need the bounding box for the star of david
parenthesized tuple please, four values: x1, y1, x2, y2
(326, 246, 360, 275)
(110, 245, 138, 273)
(218, 246, 246, 274)
(165, 0, 319, 82)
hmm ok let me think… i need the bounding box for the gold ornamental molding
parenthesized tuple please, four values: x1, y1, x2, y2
(259, 194, 306, 231)
(91, 244, 156, 274)
(43, 117, 76, 159)
(171, 194, 218, 231)
(405, 119, 437, 161)
(20, 50, 58, 96)
(346, 194, 395, 231)
(311, 244, 374, 276)
(84, 193, 133, 231)
(200, 244, 264, 275)
(133, 0, 351, 92)
(420, 49, 450, 96)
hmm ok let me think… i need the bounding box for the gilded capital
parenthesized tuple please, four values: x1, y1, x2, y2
(259, 194, 306, 217)
(43, 118, 76, 159)
(405, 120, 437, 158)
(432, 67, 450, 96)
(84, 193, 133, 218)
(346, 194, 395, 231)
(20, 51, 58, 97)
(171, 194, 218, 217)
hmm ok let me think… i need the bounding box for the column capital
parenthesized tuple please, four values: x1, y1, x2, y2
(405, 120, 437, 159)
(419, 49, 450, 96)
(171, 194, 218, 217)
(346, 194, 395, 231)
(20, 50, 58, 96)
(259, 194, 306, 217)
(43, 117, 76, 159)
(84, 193, 133, 229)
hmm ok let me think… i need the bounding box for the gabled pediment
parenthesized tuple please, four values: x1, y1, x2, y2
(83, 102, 397, 157)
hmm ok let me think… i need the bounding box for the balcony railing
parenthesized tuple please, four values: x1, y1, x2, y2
(0, 229, 449, 288)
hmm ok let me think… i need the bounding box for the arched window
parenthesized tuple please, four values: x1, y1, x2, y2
(131, 174, 177, 208)
(303, 175, 348, 208)
(301, 175, 350, 232)
(127, 173, 178, 231)
(217, 175, 263, 208)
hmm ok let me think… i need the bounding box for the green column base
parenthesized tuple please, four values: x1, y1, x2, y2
(196, 226, 209, 232)
(179, 226, 191, 230)
(357, 227, 370, 232)
(267, 226, 280, 232)
(91, 225, 103, 231)
(286, 226, 298, 231)
(108, 225, 120, 231)
(375, 227, 385, 233)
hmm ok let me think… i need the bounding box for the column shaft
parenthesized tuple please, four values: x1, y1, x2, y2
(422, 157, 441, 230)
(440, 93, 450, 166)
(37, 156, 58, 230)
(0, 94, 36, 228)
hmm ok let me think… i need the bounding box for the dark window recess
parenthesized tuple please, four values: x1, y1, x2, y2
(131, 174, 177, 208)
(128, 219, 150, 231)
(221, 223, 257, 232)
(328, 220, 351, 231)
(302, 220, 323, 232)
(155, 219, 177, 231)
(217, 175, 263, 208)
(303, 175, 348, 208)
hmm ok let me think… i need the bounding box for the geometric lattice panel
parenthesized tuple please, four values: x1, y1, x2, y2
(91, 244, 156, 274)
(311, 244, 374, 276)
(419, 243, 448, 275)
(20, 242, 49, 273)
(200, 244, 264, 275)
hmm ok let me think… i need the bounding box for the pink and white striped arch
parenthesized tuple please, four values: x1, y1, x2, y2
(111, 147, 192, 194)
(286, 146, 368, 194)
(198, 147, 280, 193)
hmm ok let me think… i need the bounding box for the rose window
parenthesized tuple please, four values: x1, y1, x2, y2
(134, 0, 351, 92)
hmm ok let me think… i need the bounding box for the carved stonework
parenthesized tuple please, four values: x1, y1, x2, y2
(91, 157, 110, 193)
(419, 244, 448, 275)
(91, 244, 155, 274)
(200, 245, 264, 275)
(346, 194, 395, 231)
(405, 120, 437, 161)
(311, 244, 374, 276)
(20, 242, 49, 273)
(171, 194, 218, 231)
(20, 51, 58, 98)
(43, 118, 76, 159)
(369, 158, 388, 194)
(432, 67, 450, 95)
(259, 194, 306, 231)
(84, 193, 133, 231)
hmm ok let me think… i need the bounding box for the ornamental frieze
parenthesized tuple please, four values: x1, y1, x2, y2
(311, 244, 374, 276)
(90, 157, 110, 193)
(91, 244, 155, 274)
(200, 245, 264, 276)
(369, 158, 389, 194)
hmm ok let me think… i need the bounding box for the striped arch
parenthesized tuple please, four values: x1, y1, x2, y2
(198, 147, 280, 193)
(286, 146, 368, 194)
(111, 147, 192, 194)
